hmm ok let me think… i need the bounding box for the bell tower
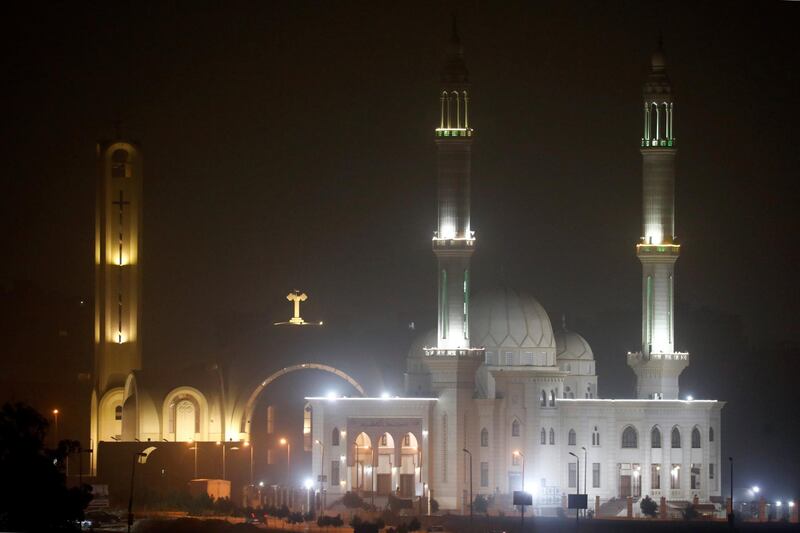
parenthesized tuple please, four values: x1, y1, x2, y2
(90, 138, 143, 469)
(628, 41, 689, 400)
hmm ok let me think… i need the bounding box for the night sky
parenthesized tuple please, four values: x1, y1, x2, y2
(2, 1, 799, 497)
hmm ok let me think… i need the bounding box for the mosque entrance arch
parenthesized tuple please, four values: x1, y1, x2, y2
(239, 363, 365, 436)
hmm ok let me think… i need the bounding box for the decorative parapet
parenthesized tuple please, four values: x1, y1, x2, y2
(424, 347, 485, 358)
(627, 351, 690, 364)
(435, 127, 473, 138)
(641, 138, 675, 148)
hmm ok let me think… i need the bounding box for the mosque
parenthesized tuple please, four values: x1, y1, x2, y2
(88, 24, 723, 514)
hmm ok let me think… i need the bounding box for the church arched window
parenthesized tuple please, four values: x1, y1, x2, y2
(540, 428, 546, 445)
(592, 426, 600, 446)
(511, 419, 521, 437)
(114, 405, 122, 421)
(691, 427, 701, 449)
(481, 428, 489, 447)
(671, 426, 681, 448)
(331, 427, 340, 446)
(651, 426, 662, 448)
(111, 149, 131, 178)
(549, 428, 555, 445)
(568, 429, 576, 446)
(540, 390, 547, 407)
(549, 390, 556, 407)
(621, 425, 638, 448)
(709, 427, 714, 442)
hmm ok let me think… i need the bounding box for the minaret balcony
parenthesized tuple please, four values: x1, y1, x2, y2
(627, 351, 689, 364)
(424, 347, 485, 358)
(435, 128, 473, 138)
(432, 233, 475, 252)
(636, 243, 680, 257)
(641, 138, 675, 148)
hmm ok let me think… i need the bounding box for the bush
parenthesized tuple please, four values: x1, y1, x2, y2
(473, 494, 490, 514)
(640, 495, 658, 517)
(342, 491, 365, 508)
(682, 503, 699, 520)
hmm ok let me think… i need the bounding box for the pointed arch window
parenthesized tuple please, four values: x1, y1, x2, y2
(568, 429, 576, 446)
(114, 405, 122, 421)
(511, 419, 521, 437)
(480, 428, 489, 447)
(621, 425, 638, 448)
(111, 149, 131, 178)
(549, 390, 556, 407)
(331, 427, 340, 447)
(540, 428, 546, 445)
(691, 427, 701, 449)
(671, 426, 681, 448)
(592, 426, 600, 446)
(540, 390, 547, 407)
(709, 427, 714, 442)
(549, 428, 555, 445)
(651, 426, 662, 448)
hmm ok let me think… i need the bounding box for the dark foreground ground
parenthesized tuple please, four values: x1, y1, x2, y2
(132, 517, 800, 533)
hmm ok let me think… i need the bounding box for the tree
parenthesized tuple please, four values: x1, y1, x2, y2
(0, 402, 92, 531)
(473, 494, 490, 514)
(640, 495, 658, 517)
(682, 503, 699, 520)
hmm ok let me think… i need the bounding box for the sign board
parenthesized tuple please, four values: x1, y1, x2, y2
(568, 494, 588, 509)
(317, 475, 328, 482)
(513, 491, 532, 506)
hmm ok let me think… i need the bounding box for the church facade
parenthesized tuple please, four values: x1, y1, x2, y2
(306, 31, 723, 513)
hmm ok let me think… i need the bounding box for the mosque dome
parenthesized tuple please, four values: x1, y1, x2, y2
(555, 327, 594, 360)
(469, 287, 555, 351)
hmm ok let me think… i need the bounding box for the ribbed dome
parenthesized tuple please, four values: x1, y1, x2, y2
(555, 329, 594, 360)
(469, 287, 555, 350)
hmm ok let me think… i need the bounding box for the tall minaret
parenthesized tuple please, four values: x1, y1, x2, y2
(90, 138, 143, 467)
(432, 18, 474, 351)
(628, 41, 689, 400)
(424, 19, 483, 513)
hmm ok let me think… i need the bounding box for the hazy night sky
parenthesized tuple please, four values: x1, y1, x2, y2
(2, 1, 799, 496)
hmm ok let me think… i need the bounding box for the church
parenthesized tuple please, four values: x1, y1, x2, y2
(88, 24, 723, 515)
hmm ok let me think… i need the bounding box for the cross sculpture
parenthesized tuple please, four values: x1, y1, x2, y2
(287, 291, 308, 325)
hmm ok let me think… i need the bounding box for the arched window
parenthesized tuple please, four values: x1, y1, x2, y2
(549, 390, 556, 407)
(709, 427, 714, 442)
(621, 426, 638, 448)
(671, 426, 681, 448)
(511, 419, 521, 437)
(480, 428, 489, 447)
(540, 428, 546, 445)
(111, 149, 131, 178)
(549, 428, 555, 445)
(331, 427, 340, 446)
(540, 390, 547, 407)
(592, 426, 600, 446)
(114, 405, 123, 421)
(651, 426, 662, 448)
(691, 427, 701, 449)
(568, 429, 576, 446)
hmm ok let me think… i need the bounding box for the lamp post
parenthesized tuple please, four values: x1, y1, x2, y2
(280, 438, 291, 485)
(244, 441, 253, 485)
(315, 439, 325, 511)
(354, 440, 360, 492)
(463, 448, 473, 522)
(569, 451, 580, 527)
(729, 457, 734, 525)
(582, 445, 588, 517)
(52, 409, 59, 447)
(127, 447, 156, 533)
(513, 450, 526, 531)
(188, 440, 198, 479)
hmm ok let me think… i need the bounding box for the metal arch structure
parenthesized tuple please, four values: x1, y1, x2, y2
(240, 363, 365, 435)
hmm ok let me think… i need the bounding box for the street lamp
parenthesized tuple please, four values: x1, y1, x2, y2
(244, 441, 253, 485)
(581, 446, 587, 496)
(304, 478, 314, 513)
(216, 440, 239, 481)
(729, 457, 734, 525)
(188, 440, 198, 479)
(315, 439, 325, 511)
(279, 438, 291, 484)
(52, 409, 59, 447)
(752, 486, 760, 494)
(513, 450, 526, 531)
(127, 446, 156, 533)
(462, 448, 473, 521)
(569, 451, 580, 527)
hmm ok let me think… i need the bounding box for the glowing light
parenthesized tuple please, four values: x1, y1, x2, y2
(381, 392, 391, 399)
(216, 441, 221, 446)
(686, 395, 693, 401)
(326, 391, 338, 400)
(365, 466, 373, 473)
(340, 480, 346, 486)
(340, 455, 346, 462)
(304, 478, 313, 489)
(243, 441, 250, 447)
(259, 481, 264, 487)
(340, 430, 347, 438)
(513, 450, 521, 456)
(53, 409, 59, 415)
(279, 438, 287, 445)
(752, 486, 760, 494)
(776, 501, 782, 507)
(422, 430, 429, 437)
(789, 501, 795, 508)
(524, 483, 539, 497)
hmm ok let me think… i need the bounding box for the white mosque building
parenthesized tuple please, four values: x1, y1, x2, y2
(87, 23, 723, 514)
(305, 30, 723, 513)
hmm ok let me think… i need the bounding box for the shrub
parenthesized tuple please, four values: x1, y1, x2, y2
(682, 503, 699, 521)
(640, 495, 658, 517)
(473, 494, 490, 514)
(342, 491, 365, 508)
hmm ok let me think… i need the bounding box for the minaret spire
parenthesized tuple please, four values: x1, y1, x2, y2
(628, 38, 688, 400)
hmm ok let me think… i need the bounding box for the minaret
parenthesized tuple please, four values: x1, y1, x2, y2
(432, 17, 475, 352)
(628, 41, 689, 400)
(90, 138, 143, 468)
(424, 19, 483, 513)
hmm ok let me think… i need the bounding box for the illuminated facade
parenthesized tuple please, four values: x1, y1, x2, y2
(309, 35, 724, 515)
